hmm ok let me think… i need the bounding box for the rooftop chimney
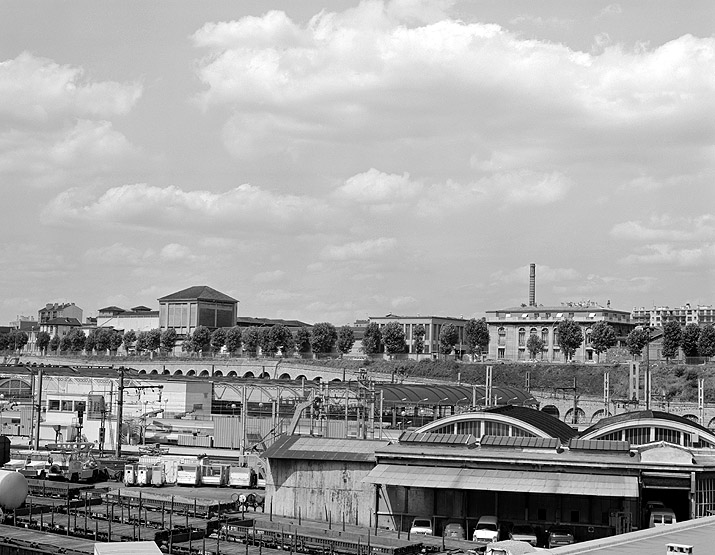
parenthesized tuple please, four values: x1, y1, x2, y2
(529, 263, 536, 307)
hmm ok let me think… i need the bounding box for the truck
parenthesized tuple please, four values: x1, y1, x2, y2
(45, 442, 109, 483)
(228, 466, 257, 488)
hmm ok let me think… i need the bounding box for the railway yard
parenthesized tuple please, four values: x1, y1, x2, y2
(0, 477, 439, 555)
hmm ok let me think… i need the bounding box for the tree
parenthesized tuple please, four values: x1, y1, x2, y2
(210, 328, 227, 354)
(336, 326, 355, 357)
(361, 322, 383, 355)
(161, 328, 178, 354)
(269, 324, 295, 356)
(681, 323, 701, 357)
(526, 334, 545, 360)
(8, 330, 29, 352)
(661, 321, 682, 361)
(0, 333, 8, 351)
(626, 328, 650, 358)
(36, 331, 51, 355)
(95, 328, 114, 354)
(258, 327, 275, 356)
(464, 318, 490, 360)
(190, 325, 212, 355)
(412, 324, 425, 354)
(135, 331, 150, 354)
(310, 322, 337, 355)
(123, 330, 137, 353)
(84, 330, 98, 354)
(224, 326, 242, 355)
(49, 334, 60, 353)
(383, 322, 407, 356)
(109, 331, 123, 354)
(295, 327, 312, 354)
(439, 324, 459, 357)
(145, 329, 161, 354)
(697, 323, 715, 358)
(242, 327, 260, 356)
(590, 321, 617, 362)
(556, 319, 583, 362)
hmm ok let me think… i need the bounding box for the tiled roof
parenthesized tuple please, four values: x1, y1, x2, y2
(580, 409, 714, 437)
(236, 317, 311, 328)
(98, 306, 125, 314)
(158, 286, 238, 303)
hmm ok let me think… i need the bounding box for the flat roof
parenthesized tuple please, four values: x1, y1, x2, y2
(549, 514, 715, 554)
(263, 435, 388, 463)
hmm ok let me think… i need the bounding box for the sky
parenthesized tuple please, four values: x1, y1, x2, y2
(0, 0, 713, 326)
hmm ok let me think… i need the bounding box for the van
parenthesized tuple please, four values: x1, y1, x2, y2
(649, 508, 676, 527)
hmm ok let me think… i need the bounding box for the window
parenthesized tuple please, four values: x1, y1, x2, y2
(541, 328, 549, 345)
(498, 327, 506, 346)
(61, 400, 73, 411)
(497, 348, 505, 359)
(518, 328, 526, 347)
(48, 400, 60, 411)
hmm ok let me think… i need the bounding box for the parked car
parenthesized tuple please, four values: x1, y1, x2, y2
(409, 518, 434, 536)
(649, 508, 677, 528)
(509, 524, 538, 546)
(443, 521, 466, 539)
(546, 526, 574, 548)
(473, 515, 500, 545)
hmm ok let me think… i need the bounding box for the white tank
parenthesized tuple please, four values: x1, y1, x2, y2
(0, 470, 28, 509)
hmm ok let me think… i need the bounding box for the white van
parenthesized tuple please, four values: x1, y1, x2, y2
(649, 508, 677, 527)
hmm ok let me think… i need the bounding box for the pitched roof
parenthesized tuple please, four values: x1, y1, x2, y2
(43, 317, 82, 326)
(158, 286, 238, 303)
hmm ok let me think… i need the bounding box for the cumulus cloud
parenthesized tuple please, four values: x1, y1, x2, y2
(43, 183, 332, 232)
(191, 3, 715, 188)
(321, 237, 398, 261)
(0, 53, 141, 188)
(611, 214, 715, 241)
(0, 52, 142, 125)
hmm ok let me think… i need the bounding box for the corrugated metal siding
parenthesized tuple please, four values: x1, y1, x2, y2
(177, 434, 212, 447)
(213, 416, 242, 449)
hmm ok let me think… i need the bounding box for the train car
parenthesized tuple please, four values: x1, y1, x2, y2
(201, 463, 229, 487)
(176, 463, 201, 486)
(228, 466, 257, 488)
(136, 464, 153, 486)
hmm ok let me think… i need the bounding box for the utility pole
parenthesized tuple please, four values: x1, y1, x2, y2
(115, 367, 163, 458)
(557, 377, 580, 425)
(34, 368, 43, 450)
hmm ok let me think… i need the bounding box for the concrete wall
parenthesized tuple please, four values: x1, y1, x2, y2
(267, 458, 375, 526)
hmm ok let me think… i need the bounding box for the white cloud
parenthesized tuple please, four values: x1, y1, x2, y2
(0, 52, 142, 125)
(492, 171, 572, 205)
(622, 244, 715, 267)
(390, 295, 417, 308)
(83, 243, 154, 264)
(321, 237, 398, 261)
(159, 243, 194, 261)
(336, 168, 420, 205)
(254, 270, 285, 284)
(43, 183, 332, 232)
(611, 214, 715, 241)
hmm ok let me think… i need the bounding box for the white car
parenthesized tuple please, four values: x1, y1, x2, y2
(510, 524, 538, 546)
(409, 518, 433, 536)
(473, 515, 500, 544)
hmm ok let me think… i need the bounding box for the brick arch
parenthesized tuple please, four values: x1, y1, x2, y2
(278, 373, 292, 380)
(295, 375, 306, 382)
(541, 405, 560, 419)
(243, 371, 255, 378)
(259, 372, 270, 379)
(162, 369, 171, 375)
(214, 370, 223, 377)
(199, 370, 210, 377)
(590, 409, 611, 422)
(138, 369, 146, 374)
(186, 369, 196, 376)
(150, 369, 158, 375)
(175, 370, 183, 376)
(564, 407, 586, 424)
(227, 371, 237, 377)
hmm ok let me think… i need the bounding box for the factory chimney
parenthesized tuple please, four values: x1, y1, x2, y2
(529, 263, 536, 306)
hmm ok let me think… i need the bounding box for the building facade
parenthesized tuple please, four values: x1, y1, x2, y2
(96, 305, 159, 333)
(367, 314, 468, 356)
(485, 302, 635, 362)
(632, 303, 715, 328)
(38, 302, 83, 324)
(158, 286, 238, 337)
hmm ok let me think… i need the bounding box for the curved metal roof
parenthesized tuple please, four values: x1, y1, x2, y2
(374, 384, 537, 407)
(580, 410, 715, 439)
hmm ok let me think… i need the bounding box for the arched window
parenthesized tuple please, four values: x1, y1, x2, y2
(498, 327, 506, 346)
(541, 328, 549, 345)
(530, 327, 537, 336)
(585, 328, 592, 346)
(518, 328, 526, 347)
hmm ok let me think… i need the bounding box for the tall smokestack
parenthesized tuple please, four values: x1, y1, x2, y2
(529, 263, 536, 306)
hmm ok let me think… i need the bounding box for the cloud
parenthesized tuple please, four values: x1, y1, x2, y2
(0, 52, 142, 125)
(83, 243, 154, 264)
(43, 183, 332, 232)
(0, 53, 141, 188)
(611, 214, 715, 241)
(336, 168, 420, 205)
(192, 4, 715, 188)
(491, 171, 572, 205)
(320, 237, 398, 261)
(254, 270, 285, 284)
(622, 244, 715, 267)
(597, 4, 622, 19)
(159, 243, 194, 261)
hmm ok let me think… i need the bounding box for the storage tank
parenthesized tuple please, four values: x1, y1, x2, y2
(0, 470, 28, 509)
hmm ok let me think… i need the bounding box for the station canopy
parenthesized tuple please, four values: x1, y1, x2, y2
(374, 384, 537, 407)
